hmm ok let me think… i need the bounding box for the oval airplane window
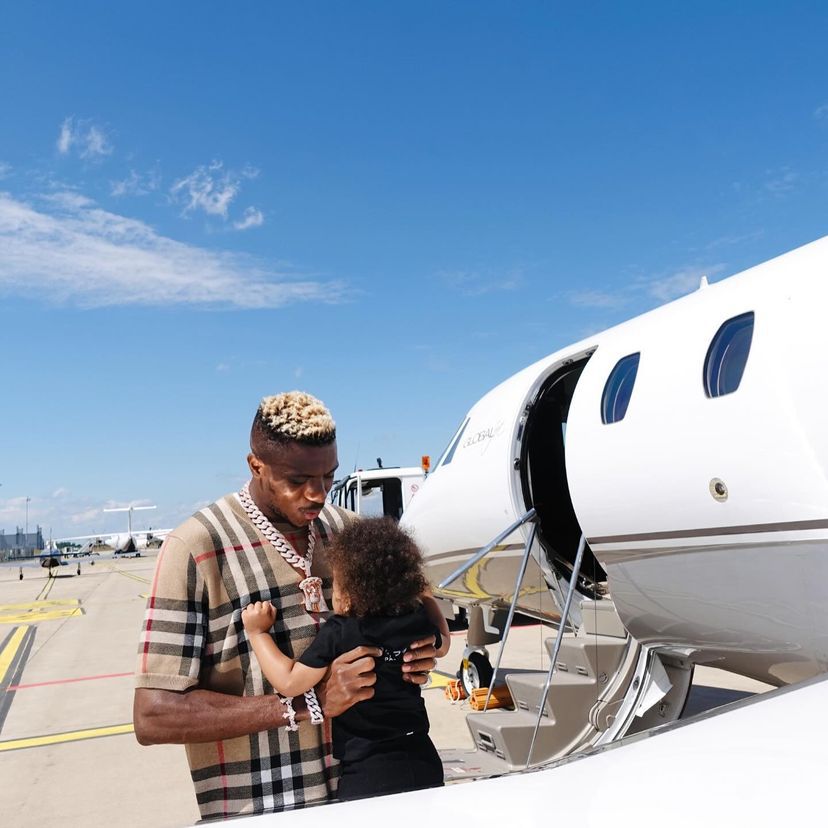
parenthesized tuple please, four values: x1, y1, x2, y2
(601, 353, 640, 424)
(703, 311, 754, 398)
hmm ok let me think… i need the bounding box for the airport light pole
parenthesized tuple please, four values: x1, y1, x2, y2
(25, 496, 31, 557)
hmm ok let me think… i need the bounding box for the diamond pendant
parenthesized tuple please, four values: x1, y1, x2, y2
(298, 576, 329, 613)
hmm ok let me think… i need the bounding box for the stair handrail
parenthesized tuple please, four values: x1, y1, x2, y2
(482, 518, 539, 713)
(526, 533, 586, 768)
(437, 508, 537, 590)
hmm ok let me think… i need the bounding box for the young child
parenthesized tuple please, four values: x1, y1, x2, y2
(242, 516, 451, 802)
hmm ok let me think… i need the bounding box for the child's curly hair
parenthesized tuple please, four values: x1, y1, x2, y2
(326, 517, 428, 617)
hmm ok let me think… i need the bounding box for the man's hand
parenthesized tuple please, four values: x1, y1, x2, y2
(242, 601, 277, 635)
(317, 644, 381, 718)
(401, 635, 437, 685)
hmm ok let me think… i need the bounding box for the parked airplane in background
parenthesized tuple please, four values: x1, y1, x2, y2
(34, 544, 68, 570)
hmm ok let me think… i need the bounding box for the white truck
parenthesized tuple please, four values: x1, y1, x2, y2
(328, 461, 426, 520)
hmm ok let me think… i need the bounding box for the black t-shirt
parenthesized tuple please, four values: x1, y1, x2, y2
(299, 605, 441, 761)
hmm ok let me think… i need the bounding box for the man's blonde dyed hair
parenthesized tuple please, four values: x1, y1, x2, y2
(255, 391, 336, 446)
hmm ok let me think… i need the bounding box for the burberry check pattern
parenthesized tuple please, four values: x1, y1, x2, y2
(135, 494, 357, 819)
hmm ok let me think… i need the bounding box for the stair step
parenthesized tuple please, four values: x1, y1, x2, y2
(507, 670, 595, 717)
(546, 634, 627, 682)
(465, 710, 562, 768)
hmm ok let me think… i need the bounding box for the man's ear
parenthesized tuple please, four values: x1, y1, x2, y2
(247, 453, 262, 478)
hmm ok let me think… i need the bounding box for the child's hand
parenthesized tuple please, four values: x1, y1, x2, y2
(242, 601, 277, 635)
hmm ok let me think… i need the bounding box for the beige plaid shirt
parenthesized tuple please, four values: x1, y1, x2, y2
(135, 494, 357, 819)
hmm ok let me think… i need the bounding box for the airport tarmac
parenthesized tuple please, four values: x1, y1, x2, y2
(0, 553, 771, 827)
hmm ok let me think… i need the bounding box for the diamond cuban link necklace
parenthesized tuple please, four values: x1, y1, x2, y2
(237, 480, 329, 613)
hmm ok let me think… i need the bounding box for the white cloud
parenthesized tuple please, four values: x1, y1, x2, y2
(0, 495, 35, 528)
(764, 167, 799, 196)
(645, 264, 726, 302)
(233, 206, 265, 230)
(1, 488, 203, 538)
(56, 116, 113, 159)
(0, 191, 346, 309)
(85, 126, 110, 158)
(0, 162, 11, 180)
(111, 169, 161, 197)
(703, 230, 764, 251)
(566, 263, 728, 311)
(43, 191, 95, 209)
(70, 507, 101, 525)
(57, 119, 73, 154)
(568, 289, 628, 310)
(170, 160, 244, 218)
(439, 268, 524, 296)
(814, 103, 828, 120)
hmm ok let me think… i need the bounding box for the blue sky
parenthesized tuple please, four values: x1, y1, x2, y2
(2, 2, 827, 538)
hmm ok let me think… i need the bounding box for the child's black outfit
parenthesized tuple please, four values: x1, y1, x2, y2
(298, 604, 444, 801)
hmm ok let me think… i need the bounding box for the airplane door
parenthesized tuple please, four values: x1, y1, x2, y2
(518, 355, 605, 597)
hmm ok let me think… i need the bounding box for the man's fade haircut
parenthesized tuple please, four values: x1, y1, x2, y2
(251, 391, 336, 455)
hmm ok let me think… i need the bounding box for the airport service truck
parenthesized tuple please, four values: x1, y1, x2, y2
(327, 460, 427, 520)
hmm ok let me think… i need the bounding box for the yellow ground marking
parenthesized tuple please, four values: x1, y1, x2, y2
(0, 599, 80, 612)
(34, 571, 64, 602)
(0, 626, 30, 684)
(0, 723, 134, 752)
(0, 599, 84, 625)
(0, 608, 84, 624)
(111, 568, 150, 585)
(424, 670, 454, 690)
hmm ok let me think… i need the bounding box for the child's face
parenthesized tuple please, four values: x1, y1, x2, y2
(331, 576, 349, 615)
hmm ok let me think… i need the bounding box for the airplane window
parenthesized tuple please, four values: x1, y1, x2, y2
(601, 353, 640, 424)
(436, 418, 470, 468)
(704, 311, 754, 398)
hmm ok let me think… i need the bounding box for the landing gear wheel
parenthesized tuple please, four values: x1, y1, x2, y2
(459, 651, 494, 697)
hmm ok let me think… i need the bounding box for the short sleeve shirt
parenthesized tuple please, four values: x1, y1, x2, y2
(299, 607, 440, 762)
(135, 494, 358, 820)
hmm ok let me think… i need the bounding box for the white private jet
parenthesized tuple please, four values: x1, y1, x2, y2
(231, 236, 828, 825)
(397, 234, 828, 774)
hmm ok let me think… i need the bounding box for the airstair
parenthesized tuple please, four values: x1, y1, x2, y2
(438, 513, 694, 781)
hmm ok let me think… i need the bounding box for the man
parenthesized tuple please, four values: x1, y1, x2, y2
(133, 391, 437, 820)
